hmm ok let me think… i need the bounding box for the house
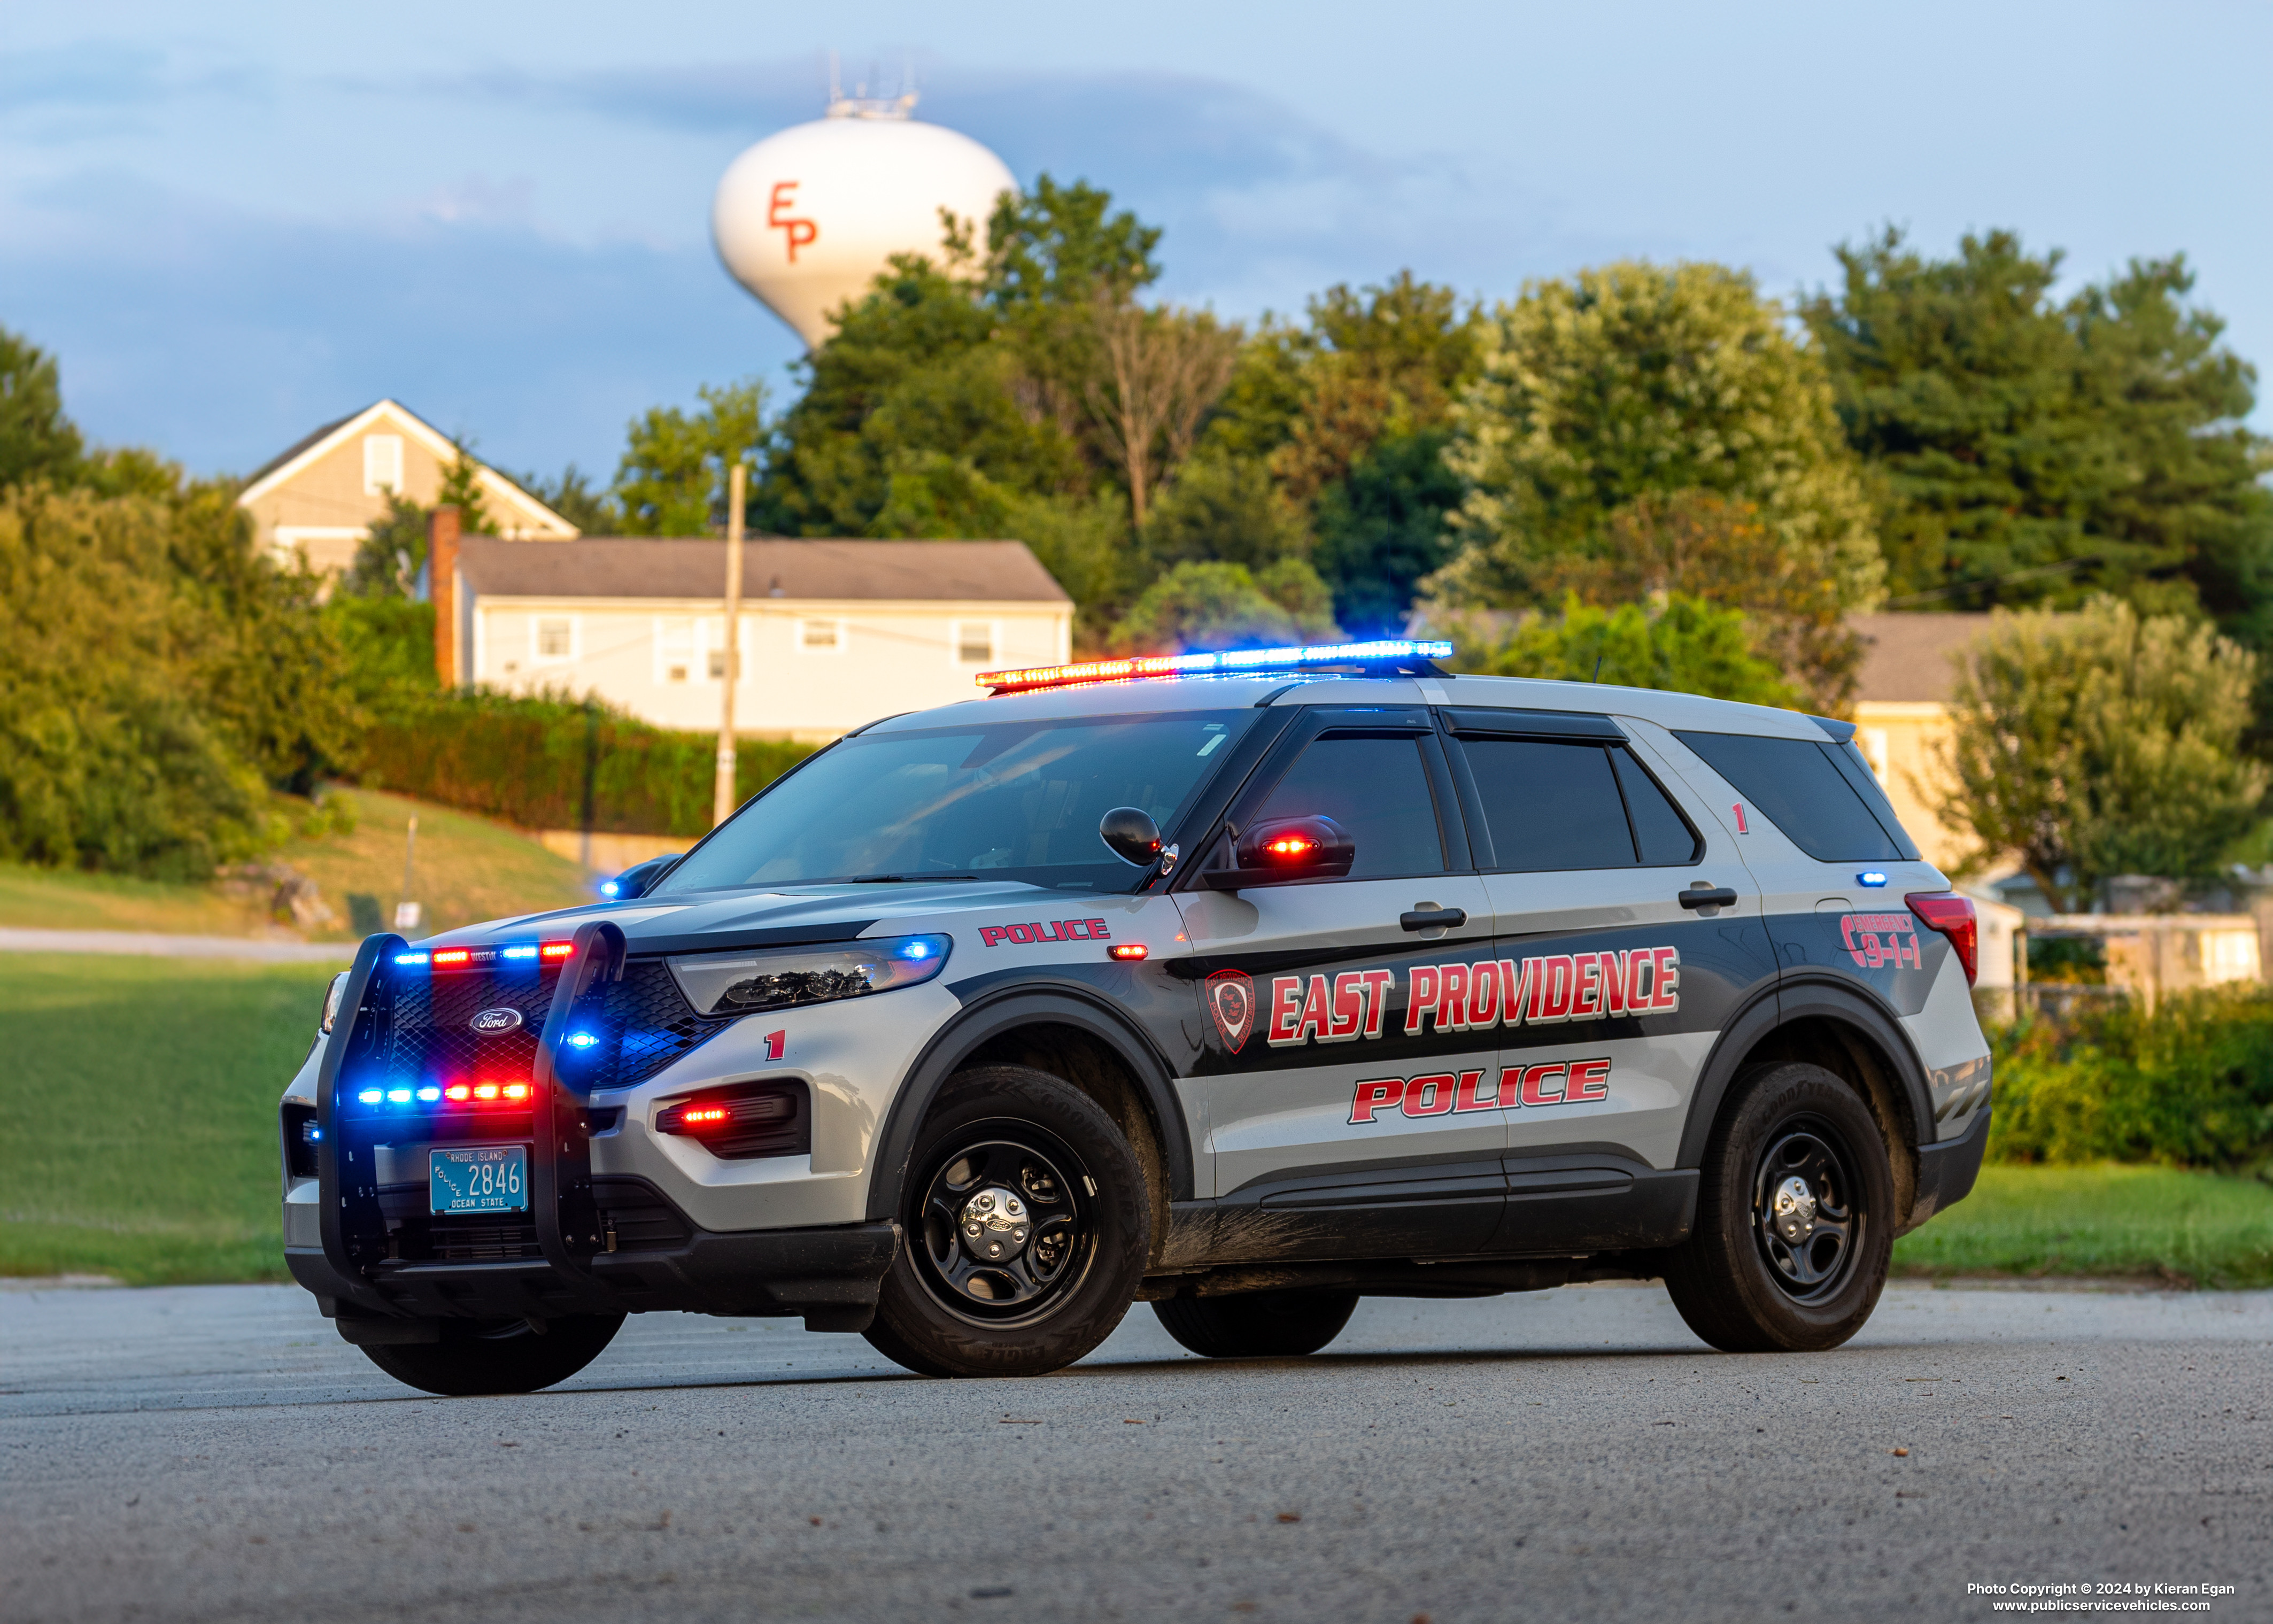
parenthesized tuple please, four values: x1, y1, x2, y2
(1847, 612, 1994, 875)
(237, 400, 577, 573)
(437, 528, 1072, 740)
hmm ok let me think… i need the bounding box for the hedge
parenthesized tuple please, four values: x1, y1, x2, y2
(1988, 986, 2273, 1170)
(359, 691, 816, 838)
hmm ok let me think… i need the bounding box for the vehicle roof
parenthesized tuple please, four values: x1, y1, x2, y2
(862, 671, 1832, 741)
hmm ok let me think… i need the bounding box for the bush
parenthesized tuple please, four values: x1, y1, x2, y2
(359, 690, 815, 837)
(1988, 987, 2273, 1170)
(1444, 591, 1797, 707)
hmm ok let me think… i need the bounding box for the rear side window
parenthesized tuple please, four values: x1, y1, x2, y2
(1458, 739, 1703, 871)
(1256, 736, 1447, 879)
(1673, 731, 1915, 862)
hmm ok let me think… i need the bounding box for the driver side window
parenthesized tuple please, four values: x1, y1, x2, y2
(1254, 735, 1446, 880)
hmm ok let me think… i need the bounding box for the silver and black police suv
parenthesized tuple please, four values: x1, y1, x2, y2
(280, 641, 1991, 1395)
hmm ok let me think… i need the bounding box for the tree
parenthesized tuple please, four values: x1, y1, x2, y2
(1084, 301, 1241, 528)
(436, 444, 495, 535)
(1139, 450, 1309, 577)
(1931, 599, 2267, 910)
(1447, 593, 1797, 708)
(1804, 229, 2273, 635)
(345, 491, 430, 598)
(517, 463, 617, 533)
(1312, 427, 1465, 638)
(1535, 490, 1862, 713)
(1435, 259, 1881, 614)
(615, 378, 767, 536)
(0, 327, 84, 491)
(1109, 559, 1340, 653)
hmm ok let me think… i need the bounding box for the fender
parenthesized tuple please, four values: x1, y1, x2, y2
(864, 983, 1196, 1223)
(1674, 973, 1936, 1170)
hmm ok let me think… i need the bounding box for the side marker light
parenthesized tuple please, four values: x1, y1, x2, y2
(1108, 944, 1149, 961)
(1858, 871, 1889, 888)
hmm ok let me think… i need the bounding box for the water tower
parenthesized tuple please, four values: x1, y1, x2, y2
(712, 81, 1017, 350)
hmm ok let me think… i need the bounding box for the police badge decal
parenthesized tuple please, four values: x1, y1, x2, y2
(1204, 969, 1256, 1054)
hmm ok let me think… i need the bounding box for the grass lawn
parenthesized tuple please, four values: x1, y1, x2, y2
(1893, 1164, 2273, 1288)
(0, 787, 594, 944)
(0, 954, 334, 1285)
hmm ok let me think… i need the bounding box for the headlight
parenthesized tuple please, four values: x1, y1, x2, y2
(667, 934, 952, 1017)
(320, 970, 351, 1034)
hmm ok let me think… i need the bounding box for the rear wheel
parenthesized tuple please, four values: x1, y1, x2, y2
(359, 1313, 625, 1396)
(1663, 1062, 1894, 1352)
(863, 1065, 1150, 1378)
(1153, 1289, 1358, 1358)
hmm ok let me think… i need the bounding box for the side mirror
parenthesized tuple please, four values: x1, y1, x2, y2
(1204, 816, 1356, 890)
(1099, 806, 1163, 867)
(603, 853, 684, 900)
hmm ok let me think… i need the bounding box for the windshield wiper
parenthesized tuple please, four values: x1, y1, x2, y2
(847, 873, 980, 883)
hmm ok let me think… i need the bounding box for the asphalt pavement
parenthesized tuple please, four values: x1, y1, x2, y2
(2, 1279, 2266, 1623)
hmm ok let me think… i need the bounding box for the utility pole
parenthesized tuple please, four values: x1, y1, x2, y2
(713, 461, 747, 829)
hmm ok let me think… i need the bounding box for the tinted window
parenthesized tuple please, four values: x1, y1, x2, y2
(1256, 736, 1445, 879)
(660, 710, 1258, 893)
(1459, 739, 1637, 871)
(1613, 750, 1704, 864)
(1673, 731, 1903, 862)
(1828, 740, 1922, 860)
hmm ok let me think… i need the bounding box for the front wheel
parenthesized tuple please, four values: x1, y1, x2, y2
(359, 1313, 625, 1396)
(863, 1065, 1150, 1378)
(1663, 1062, 1894, 1353)
(1153, 1289, 1358, 1358)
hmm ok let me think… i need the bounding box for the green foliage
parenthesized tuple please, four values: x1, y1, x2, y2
(0, 327, 84, 491)
(1437, 259, 1881, 615)
(436, 443, 494, 534)
(0, 488, 271, 877)
(1140, 448, 1309, 576)
(980, 174, 1161, 309)
(1109, 559, 1339, 653)
(1988, 989, 2273, 1170)
(344, 489, 429, 598)
(615, 378, 767, 536)
(1447, 592, 1798, 707)
(1933, 598, 2266, 909)
(359, 691, 815, 837)
(1804, 229, 2273, 633)
(516, 462, 617, 533)
(1890, 1164, 2273, 1288)
(323, 596, 436, 709)
(1312, 428, 1464, 637)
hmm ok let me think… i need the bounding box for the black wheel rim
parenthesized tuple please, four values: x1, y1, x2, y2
(909, 1124, 1096, 1327)
(1751, 1119, 1863, 1303)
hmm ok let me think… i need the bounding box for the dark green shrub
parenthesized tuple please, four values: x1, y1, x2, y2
(1989, 988, 2273, 1169)
(359, 691, 815, 837)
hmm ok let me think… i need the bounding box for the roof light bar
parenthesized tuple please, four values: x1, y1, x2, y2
(975, 639, 1455, 696)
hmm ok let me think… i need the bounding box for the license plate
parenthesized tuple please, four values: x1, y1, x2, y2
(429, 1145, 528, 1215)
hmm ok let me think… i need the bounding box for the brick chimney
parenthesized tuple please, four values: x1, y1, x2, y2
(429, 505, 461, 687)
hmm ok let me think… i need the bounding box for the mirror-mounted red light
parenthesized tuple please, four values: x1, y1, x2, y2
(1209, 815, 1357, 890)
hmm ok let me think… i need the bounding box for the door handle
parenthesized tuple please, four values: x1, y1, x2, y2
(1677, 885, 1740, 910)
(1401, 908, 1468, 931)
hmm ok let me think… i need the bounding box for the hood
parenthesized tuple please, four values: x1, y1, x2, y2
(421, 878, 1101, 958)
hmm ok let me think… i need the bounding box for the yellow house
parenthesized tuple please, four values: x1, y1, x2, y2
(1847, 612, 1998, 873)
(236, 399, 577, 573)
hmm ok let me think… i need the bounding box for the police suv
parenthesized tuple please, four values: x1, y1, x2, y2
(280, 641, 1991, 1395)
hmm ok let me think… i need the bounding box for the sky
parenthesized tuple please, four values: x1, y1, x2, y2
(5, 0, 2269, 483)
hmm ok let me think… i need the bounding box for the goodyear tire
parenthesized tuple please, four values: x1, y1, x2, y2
(1663, 1062, 1895, 1353)
(863, 1065, 1150, 1378)
(359, 1313, 624, 1396)
(1153, 1289, 1358, 1358)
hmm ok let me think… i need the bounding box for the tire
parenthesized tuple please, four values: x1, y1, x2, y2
(1153, 1289, 1358, 1358)
(863, 1065, 1150, 1378)
(1663, 1062, 1895, 1354)
(359, 1313, 625, 1396)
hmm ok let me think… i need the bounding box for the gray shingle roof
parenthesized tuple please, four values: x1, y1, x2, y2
(455, 537, 1071, 605)
(1850, 613, 1993, 703)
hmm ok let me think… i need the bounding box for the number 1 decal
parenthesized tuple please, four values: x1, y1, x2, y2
(764, 1030, 787, 1061)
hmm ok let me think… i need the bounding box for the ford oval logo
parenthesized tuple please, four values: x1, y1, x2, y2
(470, 1007, 524, 1035)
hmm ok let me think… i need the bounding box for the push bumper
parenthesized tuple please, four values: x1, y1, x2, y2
(1906, 1107, 1991, 1230)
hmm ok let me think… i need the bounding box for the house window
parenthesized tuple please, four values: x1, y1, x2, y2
(535, 618, 573, 661)
(954, 620, 996, 664)
(657, 616, 696, 683)
(800, 618, 843, 653)
(363, 434, 404, 495)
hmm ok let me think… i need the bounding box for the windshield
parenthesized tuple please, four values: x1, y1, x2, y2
(657, 709, 1261, 894)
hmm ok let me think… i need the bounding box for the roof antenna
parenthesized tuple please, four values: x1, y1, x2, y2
(1591, 654, 1604, 682)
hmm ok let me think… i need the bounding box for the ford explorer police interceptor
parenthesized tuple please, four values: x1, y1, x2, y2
(279, 640, 1991, 1395)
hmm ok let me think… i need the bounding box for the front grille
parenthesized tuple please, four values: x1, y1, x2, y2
(368, 958, 732, 1095)
(427, 1220, 543, 1262)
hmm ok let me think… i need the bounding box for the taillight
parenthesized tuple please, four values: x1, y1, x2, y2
(1907, 892, 1978, 986)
